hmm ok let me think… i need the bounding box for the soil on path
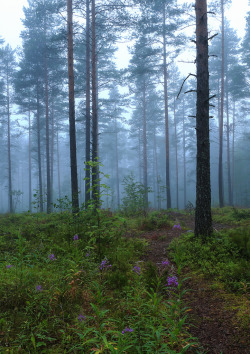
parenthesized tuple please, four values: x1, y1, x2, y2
(136, 212, 250, 354)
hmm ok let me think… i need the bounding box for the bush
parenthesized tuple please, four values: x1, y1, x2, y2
(169, 231, 250, 292)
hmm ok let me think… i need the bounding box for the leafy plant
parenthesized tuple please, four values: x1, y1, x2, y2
(121, 173, 152, 216)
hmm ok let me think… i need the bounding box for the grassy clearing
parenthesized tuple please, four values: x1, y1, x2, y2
(0, 210, 197, 353)
(169, 207, 250, 329)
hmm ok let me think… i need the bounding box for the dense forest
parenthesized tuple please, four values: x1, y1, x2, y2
(0, 0, 249, 215)
(1, 1, 250, 352)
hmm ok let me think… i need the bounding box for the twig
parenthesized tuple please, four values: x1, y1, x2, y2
(177, 73, 197, 99)
(185, 89, 197, 94)
(205, 94, 216, 102)
(208, 33, 218, 41)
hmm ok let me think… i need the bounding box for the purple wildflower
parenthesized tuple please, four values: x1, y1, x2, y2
(122, 327, 133, 334)
(36, 285, 43, 292)
(133, 265, 141, 275)
(6, 264, 14, 269)
(49, 254, 56, 261)
(73, 234, 79, 241)
(172, 224, 181, 231)
(161, 260, 170, 266)
(100, 259, 112, 270)
(78, 314, 85, 322)
(86, 253, 90, 257)
(166, 275, 178, 287)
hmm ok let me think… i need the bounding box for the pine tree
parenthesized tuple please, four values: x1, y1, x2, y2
(194, 0, 212, 237)
(0, 45, 16, 213)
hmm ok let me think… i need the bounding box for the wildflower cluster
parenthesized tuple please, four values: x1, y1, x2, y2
(133, 265, 141, 275)
(36, 285, 43, 292)
(6, 264, 14, 269)
(166, 275, 178, 287)
(78, 314, 85, 322)
(122, 327, 133, 334)
(73, 234, 79, 241)
(161, 260, 170, 267)
(49, 253, 56, 261)
(100, 259, 112, 270)
(172, 224, 181, 231)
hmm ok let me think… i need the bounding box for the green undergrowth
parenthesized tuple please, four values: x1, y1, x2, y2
(124, 210, 185, 232)
(168, 217, 250, 330)
(0, 210, 198, 353)
(212, 206, 250, 226)
(169, 226, 250, 293)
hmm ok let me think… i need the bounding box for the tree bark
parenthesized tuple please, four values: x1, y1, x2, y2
(85, 0, 91, 206)
(219, 0, 225, 207)
(51, 100, 55, 210)
(182, 100, 186, 208)
(231, 100, 235, 206)
(225, 64, 232, 205)
(7, 64, 13, 213)
(174, 98, 179, 209)
(91, 0, 99, 208)
(163, 3, 171, 209)
(114, 116, 120, 208)
(142, 78, 148, 210)
(153, 121, 159, 209)
(36, 82, 43, 212)
(28, 106, 32, 212)
(56, 121, 61, 204)
(67, 0, 79, 213)
(44, 40, 51, 213)
(194, 0, 213, 237)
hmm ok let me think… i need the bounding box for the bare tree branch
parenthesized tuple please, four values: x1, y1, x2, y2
(177, 73, 197, 99)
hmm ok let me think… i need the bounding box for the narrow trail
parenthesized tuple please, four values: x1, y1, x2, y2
(135, 213, 250, 354)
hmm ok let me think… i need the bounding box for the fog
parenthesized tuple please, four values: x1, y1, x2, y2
(0, 0, 249, 213)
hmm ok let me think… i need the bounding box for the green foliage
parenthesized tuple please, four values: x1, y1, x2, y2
(228, 227, 250, 259)
(84, 159, 111, 210)
(169, 229, 250, 292)
(231, 208, 250, 221)
(212, 207, 250, 225)
(0, 212, 198, 352)
(121, 173, 152, 216)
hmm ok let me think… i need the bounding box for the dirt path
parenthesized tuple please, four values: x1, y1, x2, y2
(136, 214, 250, 354)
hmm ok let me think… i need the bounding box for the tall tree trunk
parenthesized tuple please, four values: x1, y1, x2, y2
(56, 122, 61, 203)
(91, 0, 99, 208)
(51, 100, 55, 210)
(231, 100, 235, 206)
(138, 129, 142, 183)
(194, 0, 212, 237)
(114, 116, 120, 208)
(36, 82, 43, 212)
(44, 42, 51, 213)
(142, 79, 148, 210)
(28, 106, 32, 212)
(225, 66, 232, 205)
(153, 122, 158, 209)
(7, 66, 13, 213)
(67, 0, 79, 213)
(183, 100, 186, 208)
(174, 98, 179, 209)
(163, 3, 171, 209)
(219, 0, 225, 207)
(85, 0, 91, 206)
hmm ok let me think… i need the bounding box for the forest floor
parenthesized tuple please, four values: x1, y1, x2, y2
(132, 212, 250, 354)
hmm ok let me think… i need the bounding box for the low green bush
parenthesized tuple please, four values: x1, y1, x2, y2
(169, 231, 250, 292)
